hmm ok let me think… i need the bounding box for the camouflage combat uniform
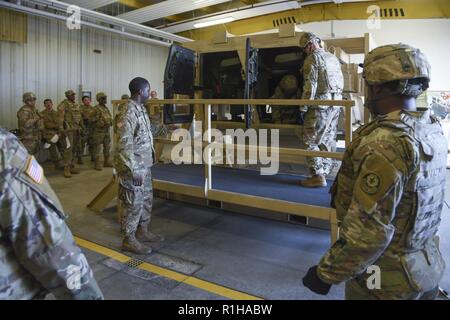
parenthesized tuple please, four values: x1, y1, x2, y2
(40, 108, 63, 168)
(57, 92, 84, 167)
(114, 99, 155, 237)
(17, 94, 43, 157)
(113, 95, 130, 142)
(91, 94, 113, 169)
(301, 48, 343, 176)
(0, 128, 103, 300)
(319, 110, 447, 299)
(270, 75, 302, 124)
(80, 104, 96, 161)
(300, 43, 446, 299)
(117, 94, 130, 115)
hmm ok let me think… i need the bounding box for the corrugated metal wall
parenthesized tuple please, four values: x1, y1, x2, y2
(0, 14, 168, 130)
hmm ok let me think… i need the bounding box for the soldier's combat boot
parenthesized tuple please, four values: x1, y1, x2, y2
(136, 225, 165, 243)
(77, 156, 83, 165)
(122, 236, 152, 255)
(94, 157, 103, 171)
(300, 175, 327, 188)
(64, 166, 72, 178)
(104, 156, 113, 168)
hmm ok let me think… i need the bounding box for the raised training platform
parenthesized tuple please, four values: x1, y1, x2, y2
(152, 164, 332, 208)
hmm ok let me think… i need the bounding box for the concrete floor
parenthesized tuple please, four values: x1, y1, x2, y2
(43, 160, 450, 300)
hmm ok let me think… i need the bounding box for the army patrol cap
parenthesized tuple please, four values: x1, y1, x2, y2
(363, 44, 431, 97)
(96, 92, 107, 101)
(280, 75, 298, 92)
(121, 94, 130, 100)
(22, 92, 36, 102)
(299, 32, 320, 48)
(65, 90, 76, 97)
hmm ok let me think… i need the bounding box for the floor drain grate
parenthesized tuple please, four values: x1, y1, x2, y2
(126, 258, 144, 268)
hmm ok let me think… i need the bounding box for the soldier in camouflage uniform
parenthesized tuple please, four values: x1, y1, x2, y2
(91, 92, 113, 171)
(17, 92, 43, 157)
(114, 78, 164, 255)
(80, 96, 96, 162)
(303, 44, 447, 300)
(270, 74, 302, 124)
(40, 99, 64, 170)
(57, 90, 83, 178)
(0, 128, 103, 300)
(115, 94, 130, 117)
(298, 32, 344, 188)
(114, 95, 130, 137)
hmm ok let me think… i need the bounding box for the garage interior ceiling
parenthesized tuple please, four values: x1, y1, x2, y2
(117, 0, 234, 24)
(161, 0, 300, 34)
(61, 0, 119, 10)
(0, 0, 193, 45)
(60, 0, 285, 27)
(59, 1, 334, 28)
(54, 0, 450, 38)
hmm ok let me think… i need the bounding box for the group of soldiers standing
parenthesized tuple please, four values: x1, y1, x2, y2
(1, 83, 162, 300)
(3, 29, 447, 300)
(16, 90, 115, 177)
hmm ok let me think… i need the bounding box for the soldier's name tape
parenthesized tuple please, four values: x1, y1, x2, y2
(74, 236, 262, 300)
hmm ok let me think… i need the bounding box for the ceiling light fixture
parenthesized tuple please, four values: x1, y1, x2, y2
(194, 17, 235, 28)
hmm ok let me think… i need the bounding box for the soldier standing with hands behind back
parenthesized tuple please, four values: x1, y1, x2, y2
(91, 92, 113, 171)
(114, 77, 164, 255)
(303, 44, 447, 300)
(17, 92, 43, 158)
(80, 96, 96, 162)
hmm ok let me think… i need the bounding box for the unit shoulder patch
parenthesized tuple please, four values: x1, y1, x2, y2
(361, 172, 381, 195)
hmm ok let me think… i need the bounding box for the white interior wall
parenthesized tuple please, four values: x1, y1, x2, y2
(299, 19, 450, 91)
(0, 14, 169, 130)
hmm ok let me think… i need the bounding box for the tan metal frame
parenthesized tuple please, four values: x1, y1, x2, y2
(89, 98, 354, 244)
(89, 30, 374, 245)
(153, 98, 354, 149)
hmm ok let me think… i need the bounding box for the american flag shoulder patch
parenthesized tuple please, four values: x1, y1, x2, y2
(25, 156, 44, 184)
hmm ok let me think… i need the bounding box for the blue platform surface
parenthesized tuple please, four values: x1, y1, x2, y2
(152, 164, 333, 208)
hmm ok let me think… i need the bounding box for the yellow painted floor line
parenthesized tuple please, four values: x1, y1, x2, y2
(74, 236, 262, 300)
(75, 237, 130, 263)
